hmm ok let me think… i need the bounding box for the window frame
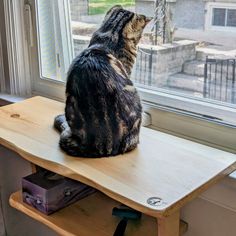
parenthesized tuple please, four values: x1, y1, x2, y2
(35, 0, 74, 82)
(23, 0, 236, 153)
(0, 29, 5, 93)
(205, 2, 236, 32)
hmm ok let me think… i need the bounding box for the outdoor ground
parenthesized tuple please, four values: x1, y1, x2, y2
(88, 0, 134, 15)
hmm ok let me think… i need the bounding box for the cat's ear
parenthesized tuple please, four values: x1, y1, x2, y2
(137, 14, 153, 27)
(106, 5, 123, 16)
(144, 16, 153, 25)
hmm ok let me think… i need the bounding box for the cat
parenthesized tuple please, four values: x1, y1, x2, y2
(54, 5, 151, 157)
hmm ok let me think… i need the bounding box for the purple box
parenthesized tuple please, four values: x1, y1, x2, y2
(22, 171, 96, 215)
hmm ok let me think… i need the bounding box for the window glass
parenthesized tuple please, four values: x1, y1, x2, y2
(212, 8, 226, 26)
(227, 9, 236, 27)
(37, 1, 58, 80)
(71, 0, 135, 56)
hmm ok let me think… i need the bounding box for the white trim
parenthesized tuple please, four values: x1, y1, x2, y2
(205, 2, 236, 32)
(0, 30, 5, 93)
(57, 0, 74, 72)
(29, 0, 236, 126)
(3, 0, 32, 96)
(32, 78, 65, 101)
(0, 93, 26, 103)
(34, 0, 73, 83)
(139, 87, 236, 127)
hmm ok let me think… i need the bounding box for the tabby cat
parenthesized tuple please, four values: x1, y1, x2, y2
(54, 5, 151, 157)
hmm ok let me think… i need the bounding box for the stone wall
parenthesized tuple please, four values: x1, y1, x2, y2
(73, 36, 197, 87)
(132, 40, 197, 86)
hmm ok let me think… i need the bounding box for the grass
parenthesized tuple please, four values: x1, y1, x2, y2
(88, 0, 135, 15)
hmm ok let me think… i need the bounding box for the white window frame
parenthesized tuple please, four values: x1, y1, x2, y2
(35, 0, 73, 82)
(205, 2, 236, 32)
(0, 30, 5, 93)
(27, 0, 72, 100)
(3, 0, 236, 153)
(31, 0, 236, 127)
(139, 87, 236, 126)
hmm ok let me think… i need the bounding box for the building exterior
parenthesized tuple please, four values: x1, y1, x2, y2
(136, 0, 236, 48)
(136, 0, 236, 29)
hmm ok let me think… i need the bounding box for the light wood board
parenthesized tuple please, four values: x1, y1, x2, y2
(1, 96, 236, 217)
(9, 191, 188, 236)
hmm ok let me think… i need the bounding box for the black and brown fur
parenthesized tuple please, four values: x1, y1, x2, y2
(54, 6, 151, 157)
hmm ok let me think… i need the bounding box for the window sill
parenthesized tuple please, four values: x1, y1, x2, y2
(0, 93, 26, 104)
(144, 103, 236, 153)
(139, 87, 236, 127)
(31, 79, 236, 153)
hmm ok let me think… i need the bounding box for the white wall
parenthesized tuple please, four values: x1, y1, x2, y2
(182, 176, 236, 236)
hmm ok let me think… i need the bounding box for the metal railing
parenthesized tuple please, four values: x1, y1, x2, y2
(204, 57, 236, 103)
(133, 47, 154, 86)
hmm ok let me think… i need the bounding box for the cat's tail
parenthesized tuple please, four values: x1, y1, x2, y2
(54, 114, 69, 133)
(54, 114, 84, 156)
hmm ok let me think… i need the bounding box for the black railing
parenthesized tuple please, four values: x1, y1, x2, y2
(133, 47, 154, 86)
(204, 57, 236, 103)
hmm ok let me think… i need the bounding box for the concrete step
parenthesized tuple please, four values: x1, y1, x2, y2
(167, 73, 204, 93)
(196, 47, 236, 61)
(166, 73, 236, 103)
(183, 59, 235, 78)
(183, 60, 205, 76)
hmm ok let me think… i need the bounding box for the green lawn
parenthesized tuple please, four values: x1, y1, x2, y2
(88, 0, 135, 15)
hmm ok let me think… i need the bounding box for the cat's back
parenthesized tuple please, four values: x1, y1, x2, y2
(66, 45, 129, 97)
(68, 45, 115, 79)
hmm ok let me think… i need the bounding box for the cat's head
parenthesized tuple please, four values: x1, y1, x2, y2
(90, 5, 151, 48)
(103, 5, 151, 45)
(89, 6, 151, 75)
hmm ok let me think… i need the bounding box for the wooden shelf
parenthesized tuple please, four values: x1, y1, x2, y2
(1, 97, 236, 218)
(2, 96, 236, 235)
(10, 191, 187, 236)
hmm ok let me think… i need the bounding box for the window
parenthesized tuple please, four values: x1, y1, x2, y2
(1, 0, 235, 152)
(36, 0, 136, 82)
(206, 2, 236, 31)
(212, 8, 226, 27)
(31, 0, 236, 127)
(37, 0, 73, 81)
(212, 8, 236, 27)
(228, 9, 236, 27)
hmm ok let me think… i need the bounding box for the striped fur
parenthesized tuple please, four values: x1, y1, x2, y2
(54, 6, 150, 157)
